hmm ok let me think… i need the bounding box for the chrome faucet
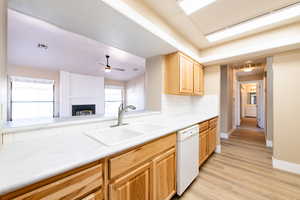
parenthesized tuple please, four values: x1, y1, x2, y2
(111, 103, 136, 127)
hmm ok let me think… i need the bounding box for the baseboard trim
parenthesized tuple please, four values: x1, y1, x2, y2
(220, 132, 229, 139)
(220, 129, 235, 140)
(273, 158, 300, 175)
(266, 140, 273, 148)
(215, 144, 221, 153)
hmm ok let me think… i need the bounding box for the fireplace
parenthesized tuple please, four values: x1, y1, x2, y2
(72, 105, 96, 116)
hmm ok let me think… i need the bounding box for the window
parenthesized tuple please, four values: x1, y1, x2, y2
(105, 86, 124, 116)
(10, 76, 55, 121)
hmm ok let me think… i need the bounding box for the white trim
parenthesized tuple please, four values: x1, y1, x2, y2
(220, 128, 235, 139)
(215, 144, 221, 153)
(273, 158, 300, 175)
(266, 140, 273, 147)
(220, 132, 229, 139)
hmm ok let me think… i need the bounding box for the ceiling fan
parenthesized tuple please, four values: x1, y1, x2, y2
(99, 55, 125, 73)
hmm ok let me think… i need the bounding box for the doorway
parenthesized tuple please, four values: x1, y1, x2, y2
(237, 80, 265, 129)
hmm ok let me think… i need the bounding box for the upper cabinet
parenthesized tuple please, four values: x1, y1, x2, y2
(165, 52, 204, 96)
(193, 63, 204, 96)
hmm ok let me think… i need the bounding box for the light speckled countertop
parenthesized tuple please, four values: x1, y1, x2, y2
(0, 112, 218, 195)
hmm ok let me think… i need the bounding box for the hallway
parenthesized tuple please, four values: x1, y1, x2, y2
(173, 120, 300, 200)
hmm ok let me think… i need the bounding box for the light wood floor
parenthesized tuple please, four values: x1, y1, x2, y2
(173, 120, 300, 200)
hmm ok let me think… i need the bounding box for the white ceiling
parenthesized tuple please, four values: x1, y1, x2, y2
(8, 0, 176, 58)
(141, 0, 300, 48)
(7, 10, 147, 81)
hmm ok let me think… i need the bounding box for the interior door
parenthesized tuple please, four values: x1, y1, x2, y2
(179, 55, 194, 94)
(257, 82, 265, 128)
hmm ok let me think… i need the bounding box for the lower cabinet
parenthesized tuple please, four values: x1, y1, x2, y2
(199, 117, 218, 166)
(109, 163, 151, 200)
(108, 133, 177, 200)
(1, 162, 104, 200)
(152, 148, 176, 200)
(109, 147, 176, 200)
(199, 130, 209, 165)
(81, 190, 104, 200)
(209, 128, 217, 155)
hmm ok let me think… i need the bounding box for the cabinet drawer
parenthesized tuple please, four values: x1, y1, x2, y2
(81, 190, 103, 200)
(11, 164, 103, 200)
(109, 133, 176, 180)
(199, 121, 209, 132)
(209, 118, 218, 129)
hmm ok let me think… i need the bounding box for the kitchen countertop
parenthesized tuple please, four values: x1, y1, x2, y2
(0, 112, 218, 196)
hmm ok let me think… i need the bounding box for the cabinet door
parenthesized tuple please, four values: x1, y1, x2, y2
(179, 55, 194, 94)
(208, 128, 217, 155)
(109, 163, 151, 200)
(193, 63, 204, 96)
(199, 131, 208, 165)
(81, 190, 103, 200)
(152, 148, 176, 200)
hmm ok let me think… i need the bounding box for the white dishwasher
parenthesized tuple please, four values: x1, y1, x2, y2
(177, 124, 199, 196)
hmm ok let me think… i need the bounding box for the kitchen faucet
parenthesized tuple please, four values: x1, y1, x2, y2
(111, 103, 136, 127)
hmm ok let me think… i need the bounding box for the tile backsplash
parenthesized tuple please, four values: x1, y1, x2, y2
(161, 94, 219, 115)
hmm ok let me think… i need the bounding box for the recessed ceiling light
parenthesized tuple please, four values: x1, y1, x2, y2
(206, 2, 300, 42)
(178, 0, 216, 15)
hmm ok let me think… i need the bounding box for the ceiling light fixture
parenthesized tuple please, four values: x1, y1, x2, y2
(178, 0, 216, 15)
(243, 67, 253, 72)
(243, 64, 253, 72)
(206, 2, 300, 42)
(104, 55, 112, 73)
(105, 66, 112, 73)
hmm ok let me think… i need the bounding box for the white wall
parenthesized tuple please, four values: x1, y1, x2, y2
(125, 74, 145, 111)
(60, 71, 104, 117)
(0, 1, 7, 123)
(273, 50, 300, 165)
(145, 56, 163, 111)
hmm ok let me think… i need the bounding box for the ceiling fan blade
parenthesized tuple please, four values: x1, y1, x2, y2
(98, 61, 106, 66)
(112, 68, 126, 72)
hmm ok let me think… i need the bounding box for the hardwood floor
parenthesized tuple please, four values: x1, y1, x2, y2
(173, 120, 300, 200)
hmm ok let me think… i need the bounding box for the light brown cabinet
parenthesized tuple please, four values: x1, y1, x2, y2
(199, 130, 209, 165)
(209, 128, 217, 155)
(152, 148, 176, 200)
(199, 117, 218, 166)
(193, 63, 204, 96)
(108, 133, 177, 200)
(179, 55, 194, 93)
(165, 52, 204, 96)
(109, 163, 151, 200)
(81, 190, 103, 200)
(1, 162, 104, 200)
